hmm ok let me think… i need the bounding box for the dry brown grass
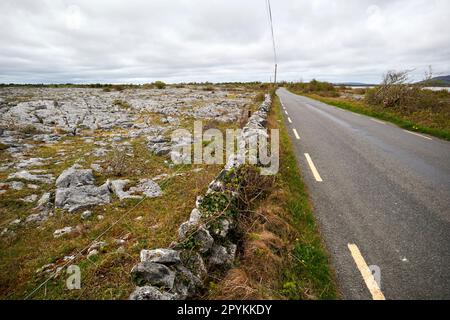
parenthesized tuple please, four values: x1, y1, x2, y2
(212, 269, 260, 300)
(209, 188, 292, 300)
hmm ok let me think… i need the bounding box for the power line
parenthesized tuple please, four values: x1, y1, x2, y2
(265, 0, 277, 84)
(265, 0, 277, 64)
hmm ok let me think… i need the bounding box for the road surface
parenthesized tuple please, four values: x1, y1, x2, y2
(277, 88, 450, 300)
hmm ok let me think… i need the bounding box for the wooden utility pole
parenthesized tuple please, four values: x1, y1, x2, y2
(274, 63, 278, 85)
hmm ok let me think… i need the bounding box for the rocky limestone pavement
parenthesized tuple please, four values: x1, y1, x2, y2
(8, 170, 54, 184)
(0, 87, 254, 139)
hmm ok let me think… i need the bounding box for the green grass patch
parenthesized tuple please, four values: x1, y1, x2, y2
(274, 95, 338, 300)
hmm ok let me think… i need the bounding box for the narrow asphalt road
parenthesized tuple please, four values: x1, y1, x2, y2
(277, 88, 450, 300)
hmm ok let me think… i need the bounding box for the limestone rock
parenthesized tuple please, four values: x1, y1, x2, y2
(140, 249, 181, 265)
(211, 218, 231, 238)
(8, 170, 54, 184)
(129, 286, 175, 300)
(81, 210, 92, 220)
(131, 262, 175, 289)
(53, 226, 74, 238)
(133, 179, 162, 198)
(208, 244, 237, 266)
(180, 251, 207, 279)
(178, 225, 214, 254)
(25, 192, 54, 224)
(55, 182, 111, 212)
(188, 208, 202, 224)
(172, 265, 202, 299)
(55, 167, 94, 188)
(110, 179, 141, 201)
(9, 181, 24, 190)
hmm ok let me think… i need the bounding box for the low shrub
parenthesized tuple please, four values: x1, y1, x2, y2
(153, 81, 166, 89)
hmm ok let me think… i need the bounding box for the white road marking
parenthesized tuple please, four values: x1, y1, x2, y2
(403, 130, 432, 140)
(288, 117, 292, 124)
(370, 118, 386, 125)
(304, 153, 323, 182)
(348, 243, 386, 300)
(285, 110, 289, 115)
(292, 128, 300, 140)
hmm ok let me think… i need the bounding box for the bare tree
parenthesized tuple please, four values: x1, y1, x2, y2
(420, 65, 434, 87)
(373, 70, 412, 108)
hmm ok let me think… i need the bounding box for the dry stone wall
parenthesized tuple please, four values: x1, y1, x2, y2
(129, 94, 272, 300)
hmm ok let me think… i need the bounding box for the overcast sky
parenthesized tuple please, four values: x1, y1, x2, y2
(1, 0, 449, 84)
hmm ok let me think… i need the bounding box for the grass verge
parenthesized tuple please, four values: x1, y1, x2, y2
(288, 90, 450, 141)
(208, 94, 338, 300)
(273, 95, 338, 299)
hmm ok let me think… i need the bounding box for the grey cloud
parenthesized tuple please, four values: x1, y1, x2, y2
(0, 0, 449, 84)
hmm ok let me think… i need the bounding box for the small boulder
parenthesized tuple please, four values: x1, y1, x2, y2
(208, 244, 237, 266)
(53, 226, 74, 238)
(55, 167, 94, 188)
(178, 225, 214, 254)
(55, 182, 111, 212)
(129, 179, 162, 198)
(81, 210, 92, 220)
(131, 262, 175, 289)
(172, 265, 202, 299)
(180, 251, 207, 279)
(140, 249, 181, 265)
(188, 208, 202, 224)
(110, 179, 142, 201)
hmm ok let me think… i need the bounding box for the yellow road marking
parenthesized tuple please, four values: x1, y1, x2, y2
(304, 153, 323, 182)
(348, 243, 386, 300)
(288, 117, 292, 124)
(370, 118, 386, 125)
(293, 128, 300, 140)
(403, 130, 432, 140)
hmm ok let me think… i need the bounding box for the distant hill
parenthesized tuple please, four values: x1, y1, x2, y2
(419, 75, 450, 87)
